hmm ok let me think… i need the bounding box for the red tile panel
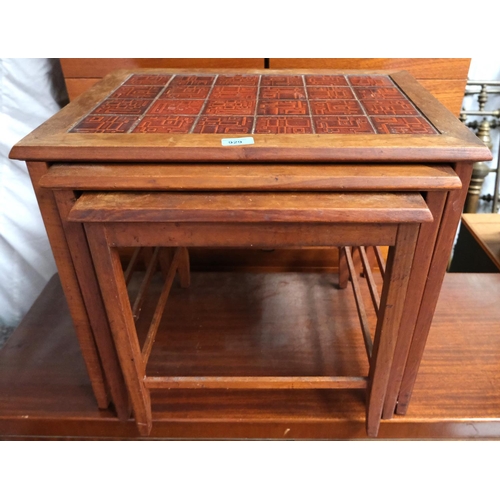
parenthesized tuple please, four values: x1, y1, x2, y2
(353, 87, 405, 99)
(314, 116, 375, 134)
(261, 76, 304, 87)
(371, 116, 437, 134)
(255, 117, 313, 134)
(215, 75, 260, 86)
(92, 99, 153, 115)
(307, 87, 355, 100)
(259, 87, 307, 100)
(146, 100, 205, 115)
(348, 75, 394, 87)
(109, 86, 164, 99)
(210, 86, 258, 99)
(132, 116, 195, 133)
(204, 100, 256, 115)
(362, 99, 420, 116)
(305, 75, 348, 86)
(193, 116, 254, 134)
(72, 72, 437, 136)
(170, 75, 215, 86)
(310, 100, 364, 115)
(257, 100, 309, 115)
(71, 115, 138, 133)
(160, 86, 212, 99)
(126, 75, 173, 86)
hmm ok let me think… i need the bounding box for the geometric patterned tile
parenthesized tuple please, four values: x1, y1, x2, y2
(353, 87, 405, 100)
(261, 76, 304, 87)
(132, 116, 196, 133)
(170, 75, 215, 86)
(160, 86, 212, 99)
(210, 86, 258, 100)
(257, 100, 309, 115)
(215, 75, 260, 86)
(255, 117, 313, 133)
(203, 100, 256, 115)
(348, 75, 394, 87)
(307, 87, 355, 100)
(305, 75, 348, 86)
(70, 115, 138, 133)
(146, 100, 206, 115)
(109, 85, 164, 99)
(91, 99, 153, 115)
(314, 116, 375, 134)
(259, 87, 307, 100)
(193, 116, 254, 133)
(361, 99, 420, 116)
(310, 100, 364, 115)
(126, 75, 173, 86)
(371, 116, 437, 134)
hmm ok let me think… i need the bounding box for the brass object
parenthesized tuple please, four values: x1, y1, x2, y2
(461, 81, 500, 213)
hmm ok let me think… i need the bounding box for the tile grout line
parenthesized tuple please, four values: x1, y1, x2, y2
(302, 75, 316, 134)
(127, 75, 174, 133)
(188, 74, 219, 133)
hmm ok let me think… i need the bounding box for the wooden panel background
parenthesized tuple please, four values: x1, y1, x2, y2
(58, 58, 469, 271)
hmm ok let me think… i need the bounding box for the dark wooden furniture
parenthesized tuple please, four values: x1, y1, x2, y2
(2, 272, 500, 440)
(450, 214, 500, 272)
(10, 68, 491, 437)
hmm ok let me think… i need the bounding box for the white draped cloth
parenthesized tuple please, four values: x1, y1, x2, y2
(0, 58, 67, 326)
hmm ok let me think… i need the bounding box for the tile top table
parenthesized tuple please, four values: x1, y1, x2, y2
(11, 68, 489, 163)
(10, 69, 492, 435)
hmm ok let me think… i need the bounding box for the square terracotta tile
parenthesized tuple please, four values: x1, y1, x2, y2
(362, 99, 420, 116)
(91, 99, 153, 115)
(259, 87, 307, 100)
(371, 116, 437, 134)
(215, 75, 260, 86)
(310, 100, 364, 115)
(170, 75, 215, 86)
(210, 86, 258, 100)
(305, 75, 348, 86)
(257, 100, 309, 115)
(132, 116, 195, 133)
(160, 86, 212, 99)
(109, 85, 164, 99)
(192, 116, 254, 134)
(146, 99, 205, 115)
(203, 100, 256, 116)
(307, 87, 355, 100)
(314, 116, 375, 134)
(348, 75, 394, 87)
(255, 117, 313, 134)
(353, 87, 405, 99)
(70, 115, 138, 133)
(126, 75, 173, 86)
(261, 75, 304, 87)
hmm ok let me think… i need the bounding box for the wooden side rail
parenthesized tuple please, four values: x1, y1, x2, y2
(42, 164, 462, 192)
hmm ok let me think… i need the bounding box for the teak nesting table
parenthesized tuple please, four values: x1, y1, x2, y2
(10, 69, 491, 437)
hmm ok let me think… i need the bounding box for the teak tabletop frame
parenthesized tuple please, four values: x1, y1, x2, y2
(10, 68, 491, 436)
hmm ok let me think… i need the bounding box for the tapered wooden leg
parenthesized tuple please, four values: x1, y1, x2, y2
(338, 247, 349, 289)
(85, 223, 152, 436)
(366, 224, 419, 437)
(27, 162, 109, 408)
(382, 191, 447, 419)
(54, 190, 130, 420)
(178, 247, 190, 288)
(396, 162, 474, 415)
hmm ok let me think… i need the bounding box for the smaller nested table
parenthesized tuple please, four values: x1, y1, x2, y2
(69, 190, 431, 436)
(10, 69, 491, 437)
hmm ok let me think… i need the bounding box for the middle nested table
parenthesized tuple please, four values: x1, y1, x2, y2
(10, 68, 491, 437)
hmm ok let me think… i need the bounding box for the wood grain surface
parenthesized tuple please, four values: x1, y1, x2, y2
(2, 272, 500, 439)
